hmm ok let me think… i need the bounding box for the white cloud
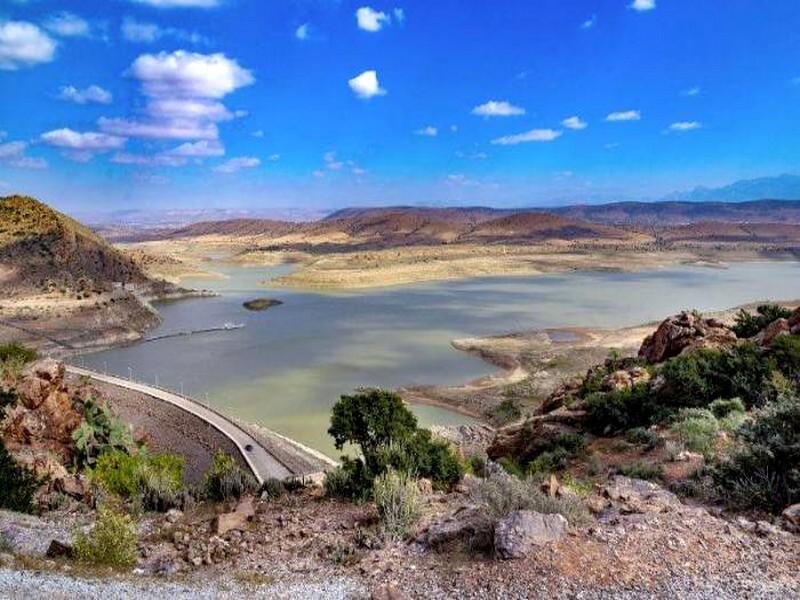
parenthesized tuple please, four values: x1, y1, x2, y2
(324, 151, 343, 170)
(58, 85, 113, 105)
(0, 21, 57, 70)
(581, 15, 597, 29)
(606, 110, 641, 122)
(682, 86, 701, 97)
(491, 129, 562, 145)
(630, 0, 656, 11)
(0, 140, 47, 169)
(130, 51, 254, 99)
(111, 152, 188, 167)
(295, 23, 310, 40)
(9, 156, 47, 170)
(348, 70, 386, 99)
(268, 153, 280, 162)
(121, 17, 206, 45)
(562, 116, 587, 130)
(0, 141, 26, 159)
(41, 128, 126, 151)
(252, 130, 265, 138)
(668, 121, 702, 132)
(393, 8, 405, 23)
(415, 126, 438, 137)
(471, 100, 525, 117)
(214, 156, 260, 174)
(128, 0, 219, 7)
(98, 117, 218, 140)
(43, 12, 90, 38)
(356, 7, 390, 32)
(169, 139, 224, 157)
(98, 51, 253, 141)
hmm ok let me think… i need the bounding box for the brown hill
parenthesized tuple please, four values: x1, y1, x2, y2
(0, 195, 150, 295)
(657, 222, 800, 244)
(463, 212, 638, 243)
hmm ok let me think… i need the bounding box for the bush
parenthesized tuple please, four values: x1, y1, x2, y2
(470, 472, 589, 525)
(771, 334, 800, 381)
(669, 409, 719, 457)
(709, 398, 745, 419)
(712, 393, 800, 512)
(625, 427, 662, 450)
(732, 304, 792, 338)
(202, 452, 258, 502)
(260, 478, 286, 499)
(492, 398, 522, 425)
(616, 462, 662, 480)
(326, 389, 463, 498)
(73, 505, 137, 568)
(0, 439, 40, 513)
(585, 383, 653, 434)
(72, 398, 134, 468)
(0, 342, 37, 365)
(373, 468, 420, 540)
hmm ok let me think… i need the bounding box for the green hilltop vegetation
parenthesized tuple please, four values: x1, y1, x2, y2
(0, 195, 104, 248)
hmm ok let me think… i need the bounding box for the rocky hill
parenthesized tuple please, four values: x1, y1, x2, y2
(0, 196, 150, 296)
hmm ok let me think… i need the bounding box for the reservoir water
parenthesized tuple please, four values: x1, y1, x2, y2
(78, 261, 800, 456)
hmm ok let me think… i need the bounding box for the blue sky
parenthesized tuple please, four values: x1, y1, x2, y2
(0, 0, 798, 216)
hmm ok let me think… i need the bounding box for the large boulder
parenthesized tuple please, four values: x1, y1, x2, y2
(493, 510, 567, 559)
(418, 506, 494, 553)
(782, 504, 800, 532)
(638, 311, 737, 364)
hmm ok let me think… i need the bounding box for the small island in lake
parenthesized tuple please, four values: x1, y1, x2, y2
(243, 298, 284, 311)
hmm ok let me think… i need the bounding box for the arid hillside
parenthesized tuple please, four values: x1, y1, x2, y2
(0, 195, 149, 296)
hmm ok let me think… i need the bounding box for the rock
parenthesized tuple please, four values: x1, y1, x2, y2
(755, 318, 790, 346)
(788, 307, 800, 329)
(371, 583, 410, 600)
(165, 509, 183, 524)
(45, 540, 73, 559)
(755, 521, 782, 537)
(487, 419, 580, 464)
(493, 511, 568, 559)
(603, 476, 681, 514)
(214, 511, 249, 536)
(419, 506, 494, 553)
(234, 496, 256, 519)
(782, 503, 800, 530)
(417, 478, 433, 495)
(639, 311, 737, 364)
(587, 496, 609, 514)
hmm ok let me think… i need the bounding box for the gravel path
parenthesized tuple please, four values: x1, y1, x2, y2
(0, 570, 366, 600)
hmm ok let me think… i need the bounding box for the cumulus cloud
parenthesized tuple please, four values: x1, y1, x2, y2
(43, 12, 90, 38)
(682, 86, 701, 97)
(0, 140, 47, 169)
(491, 128, 562, 145)
(356, 7, 391, 32)
(630, 0, 656, 11)
(58, 85, 113, 105)
(121, 17, 207, 45)
(128, 0, 220, 7)
(471, 100, 525, 117)
(168, 139, 225, 157)
(581, 15, 597, 29)
(562, 116, 587, 130)
(0, 141, 26, 159)
(0, 21, 57, 70)
(41, 128, 126, 151)
(606, 110, 641, 122)
(415, 126, 438, 137)
(98, 51, 253, 140)
(295, 23, 310, 40)
(348, 70, 386, 99)
(668, 121, 702, 132)
(214, 156, 260, 174)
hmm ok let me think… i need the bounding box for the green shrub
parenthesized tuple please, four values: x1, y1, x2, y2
(73, 505, 137, 568)
(202, 452, 258, 502)
(72, 398, 134, 468)
(373, 468, 420, 540)
(0, 342, 37, 365)
(732, 304, 792, 338)
(470, 472, 589, 525)
(625, 427, 662, 450)
(771, 334, 800, 381)
(523, 432, 587, 475)
(616, 462, 662, 480)
(260, 478, 286, 499)
(669, 409, 719, 457)
(91, 450, 185, 512)
(585, 383, 653, 434)
(712, 393, 800, 512)
(492, 398, 522, 425)
(327, 389, 463, 498)
(709, 398, 745, 419)
(0, 439, 40, 513)
(467, 455, 487, 478)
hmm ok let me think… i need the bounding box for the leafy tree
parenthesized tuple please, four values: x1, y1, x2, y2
(771, 334, 800, 382)
(732, 304, 793, 338)
(0, 439, 40, 513)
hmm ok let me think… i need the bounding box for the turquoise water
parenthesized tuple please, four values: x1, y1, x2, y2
(77, 260, 800, 456)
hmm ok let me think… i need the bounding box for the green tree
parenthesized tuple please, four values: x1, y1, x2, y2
(0, 439, 40, 513)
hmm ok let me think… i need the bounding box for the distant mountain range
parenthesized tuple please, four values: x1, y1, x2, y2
(663, 174, 800, 203)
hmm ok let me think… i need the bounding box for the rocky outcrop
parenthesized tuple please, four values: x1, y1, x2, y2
(493, 511, 567, 559)
(639, 311, 737, 364)
(755, 318, 790, 346)
(486, 418, 580, 464)
(2, 359, 82, 463)
(601, 367, 651, 392)
(602, 476, 681, 514)
(418, 506, 494, 553)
